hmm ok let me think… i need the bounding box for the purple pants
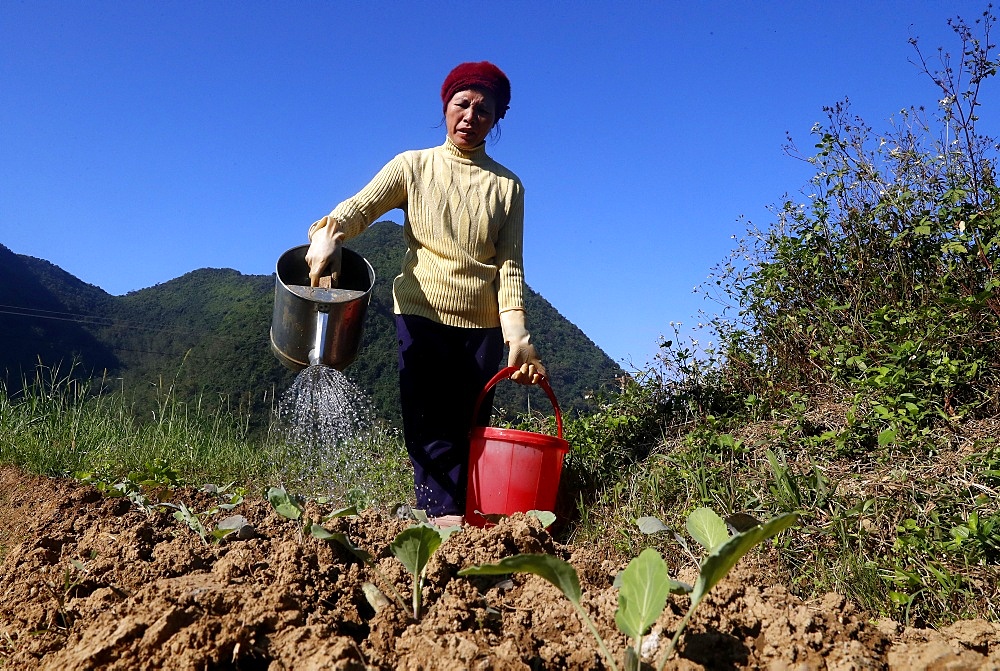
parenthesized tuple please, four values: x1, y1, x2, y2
(396, 314, 503, 517)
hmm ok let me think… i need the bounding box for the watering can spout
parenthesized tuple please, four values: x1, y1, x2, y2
(309, 312, 330, 366)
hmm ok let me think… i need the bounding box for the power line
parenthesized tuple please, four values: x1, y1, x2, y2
(0, 305, 273, 364)
(0, 304, 263, 340)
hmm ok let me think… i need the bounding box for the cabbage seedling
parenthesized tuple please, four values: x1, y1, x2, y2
(460, 508, 798, 670)
(390, 524, 459, 619)
(459, 553, 621, 670)
(267, 486, 304, 520)
(654, 508, 798, 667)
(615, 548, 691, 669)
(171, 502, 209, 544)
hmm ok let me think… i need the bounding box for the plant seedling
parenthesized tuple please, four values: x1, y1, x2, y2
(307, 520, 411, 615)
(651, 508, 799, 667)
(460, 508, 798, 670)
(171, 502, 209, 544)
(460, 553, 621, 670)
(167, 487, 249, 544)
(615, 548, 691, 670)
(212, 514, 251, 542)
(390, 523, 460, 619)
(267, 486, 304, 520)
(40, 559, 89, 634)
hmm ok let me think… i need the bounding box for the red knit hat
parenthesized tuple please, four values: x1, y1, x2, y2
(440, 61, 511, 119)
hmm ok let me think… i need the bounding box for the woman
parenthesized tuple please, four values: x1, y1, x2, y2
(305, 61, 545, 527)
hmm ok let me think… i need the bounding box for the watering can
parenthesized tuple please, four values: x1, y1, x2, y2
(270, 244, 375, 371)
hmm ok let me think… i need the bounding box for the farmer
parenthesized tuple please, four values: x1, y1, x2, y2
(304, 61, 545, 527)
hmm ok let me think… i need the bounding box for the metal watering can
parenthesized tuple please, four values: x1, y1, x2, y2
(270, 244, 375, 371)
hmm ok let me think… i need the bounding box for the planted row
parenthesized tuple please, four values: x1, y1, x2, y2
(264, 487, 796, 670)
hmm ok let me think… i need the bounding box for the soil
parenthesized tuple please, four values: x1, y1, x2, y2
(1, 466, 997, 670)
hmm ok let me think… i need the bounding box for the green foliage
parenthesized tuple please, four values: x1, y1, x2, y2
(461, 508, 795, 670)
(267, 486, 304, 521)
(566, 10, 1000, 629)
(2, 8, 998, 643)
(459, 553, 619, 669)
(700, 11, 1000, 440)
(686, 507, 730, 553)
(696, 12, 1000, 624)
(614, 548, 672, 669)
(390, 524, 459, 619)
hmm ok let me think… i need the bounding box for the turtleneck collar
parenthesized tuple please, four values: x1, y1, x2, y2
(443, 136, 488, 161)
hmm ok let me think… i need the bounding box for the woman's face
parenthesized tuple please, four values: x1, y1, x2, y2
(445, 89, 497, 150)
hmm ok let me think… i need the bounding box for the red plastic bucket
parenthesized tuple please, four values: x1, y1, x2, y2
(465, 366, 570, 527)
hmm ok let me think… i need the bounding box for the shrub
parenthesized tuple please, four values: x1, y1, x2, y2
(701, 9, 999, 442)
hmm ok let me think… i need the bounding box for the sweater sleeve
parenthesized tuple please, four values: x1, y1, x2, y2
(310, 156, 408, 241)
(495, 182, 525, 313)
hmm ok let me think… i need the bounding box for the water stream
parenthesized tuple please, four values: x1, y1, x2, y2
(275, 364, 405, 505)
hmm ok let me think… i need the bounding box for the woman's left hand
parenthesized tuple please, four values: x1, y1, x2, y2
(500, 310, 546, 385)
(510, 360, 545, 385)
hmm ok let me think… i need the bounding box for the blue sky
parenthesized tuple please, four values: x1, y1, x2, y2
(2, 1, 994, 368)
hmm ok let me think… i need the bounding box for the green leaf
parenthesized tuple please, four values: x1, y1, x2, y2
(878, 429, 897, 445)
(614, 548, 672, 639)
(636, 516, 670, 534)
(216, 494, 244, 511)
(687, 507, 730, 552)
(692, 513, 798, 607)
(889, 591, 913, 606)
(459, 554, 582, 606)
(323, 505, 359, 520)
(212, 514, 249, 541)
(172, 502, 207, 538)
(267, 486, 303, 520)
(309, 524, 335, 540)
(316, 529, 373, 564)
(390, 525, 443, 578)
(527, 510, 557, 528)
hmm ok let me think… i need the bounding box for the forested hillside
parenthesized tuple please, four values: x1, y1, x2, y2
(0, 222, 622, 426)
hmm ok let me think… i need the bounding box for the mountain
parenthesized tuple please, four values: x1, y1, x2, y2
(0, 223, 623, 426)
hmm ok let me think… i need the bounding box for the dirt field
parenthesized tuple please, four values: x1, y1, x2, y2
(0, 466, 997, 670)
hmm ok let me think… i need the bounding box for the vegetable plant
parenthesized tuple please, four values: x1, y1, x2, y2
(390, 523, 461, 619)
(461, 552, 620, 668)
(167, 484, 247, 544)
(267, 485, 455, 618)
(460, 507, 797, 670)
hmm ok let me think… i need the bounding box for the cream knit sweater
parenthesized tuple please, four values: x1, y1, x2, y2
(310, 138, 525, 329)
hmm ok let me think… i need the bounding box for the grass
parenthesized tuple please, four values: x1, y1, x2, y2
(0, 364, 412, 509)
(566, 401, 1000, 628)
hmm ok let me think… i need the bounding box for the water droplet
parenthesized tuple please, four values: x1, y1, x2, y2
(275, 365, 406, 506)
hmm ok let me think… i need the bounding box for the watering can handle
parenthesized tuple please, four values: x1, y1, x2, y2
(471, 366, 563, 439)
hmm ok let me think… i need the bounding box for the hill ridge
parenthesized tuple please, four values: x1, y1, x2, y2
(1, 222, 621, 424)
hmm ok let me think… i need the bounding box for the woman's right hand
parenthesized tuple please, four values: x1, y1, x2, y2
(305, 216, 345, 287)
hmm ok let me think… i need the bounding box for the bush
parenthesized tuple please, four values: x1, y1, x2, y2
(701, 9, 999, 446)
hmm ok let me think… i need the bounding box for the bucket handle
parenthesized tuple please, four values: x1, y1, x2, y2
(471, 367, 563, 439)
